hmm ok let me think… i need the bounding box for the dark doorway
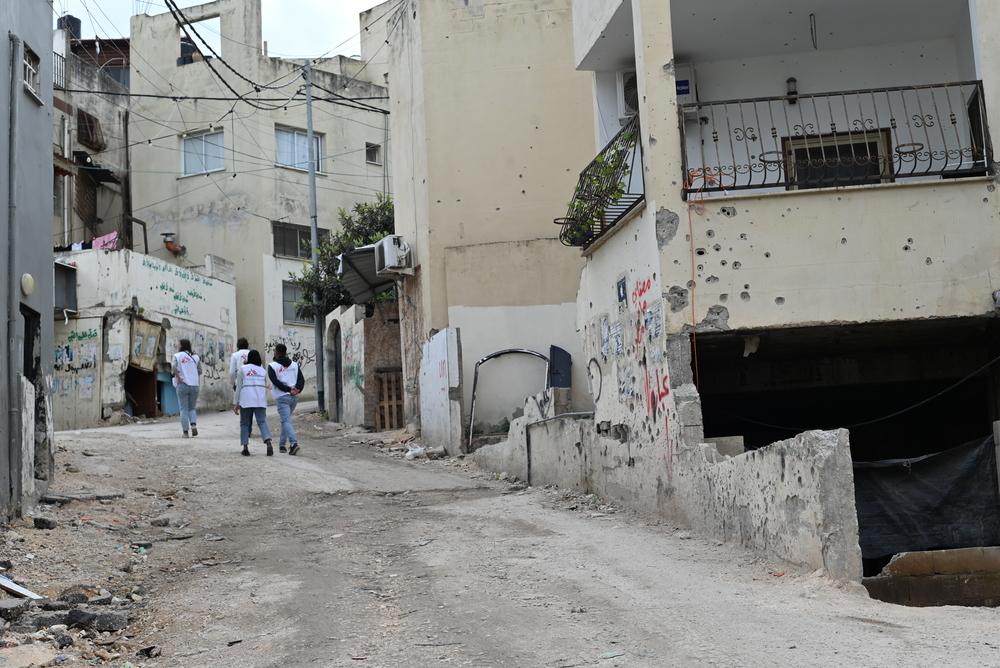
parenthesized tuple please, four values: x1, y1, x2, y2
(124, 366, 158, 418)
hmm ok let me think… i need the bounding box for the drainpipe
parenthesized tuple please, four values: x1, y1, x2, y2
(61, 115, 70, 245)
(7, 33, 23, 507)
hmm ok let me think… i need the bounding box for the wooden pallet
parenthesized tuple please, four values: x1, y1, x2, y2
(375, 369, 404, 431)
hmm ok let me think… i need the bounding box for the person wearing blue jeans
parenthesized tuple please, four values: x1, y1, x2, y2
(234, 350, 273, 456)
(268, 344, 305, 455)
(171, 339, 201, 437)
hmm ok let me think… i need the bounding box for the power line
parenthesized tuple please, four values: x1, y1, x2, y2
(726, 351, 1000, 433)
(166, 0, 289, 92)
(163, 0, 284, 111)
(61, 88, 387, 104)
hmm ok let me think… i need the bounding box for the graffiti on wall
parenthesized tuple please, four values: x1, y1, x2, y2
(168, 327, 230, 382)
(265, 328, 317, 374)
(342, 331, 363, 390)
(53, 325, 100, 403)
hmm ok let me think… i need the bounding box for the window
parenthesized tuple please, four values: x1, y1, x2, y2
(182, 129, 224, 175)
(77, 109, 105, 151)
(273, 222, 328, 258)
(366, 142, 383, 166)
(22, 45, 40, 99)
(783, 130, 891, 190)
(275, 127, 323, 172)
(53, 172, 63, 217)
(282, 281, 312, 324)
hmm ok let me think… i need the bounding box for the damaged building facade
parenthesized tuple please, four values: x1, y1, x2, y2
(474, 0, 1000, 587)
(127, 0, 390, 390)
(53, 250, 237, 430)
(375, 0, 598, 452)
(52, 18, 132, 250)
(1, 0, 56, 514)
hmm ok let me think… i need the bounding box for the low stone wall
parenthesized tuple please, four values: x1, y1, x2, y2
(474, 412, 862, 581)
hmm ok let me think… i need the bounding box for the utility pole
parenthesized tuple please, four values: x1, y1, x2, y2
(303, 62, 326, 414)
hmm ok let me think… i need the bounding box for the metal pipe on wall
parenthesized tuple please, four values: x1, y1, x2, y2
(7, 33, 23, 507)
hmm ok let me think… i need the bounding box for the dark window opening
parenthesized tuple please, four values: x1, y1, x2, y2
(272, 222, 327, 259)
(177, 17, 221, 66)
(77, 109, 106, 151)
(784, 130, 891, 190)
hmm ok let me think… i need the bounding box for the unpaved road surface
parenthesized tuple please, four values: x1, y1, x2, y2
(6, 408, 999, 667)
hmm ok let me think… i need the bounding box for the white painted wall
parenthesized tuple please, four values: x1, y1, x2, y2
(450, 303, 592, 430)
(262, 254, 317, 392)
(572, 0, 626, 68)
(419, 328, 463, 454)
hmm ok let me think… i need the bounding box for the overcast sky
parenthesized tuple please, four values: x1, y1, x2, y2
(53, 0, 377, 58)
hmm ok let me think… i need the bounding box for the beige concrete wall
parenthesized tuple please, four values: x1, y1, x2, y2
(128, 0, 389, 369)
(662, 179, 1000, 332)
(388, 0, 597, 426)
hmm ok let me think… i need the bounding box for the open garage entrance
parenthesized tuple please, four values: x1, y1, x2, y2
(694, 316, 1000, 583)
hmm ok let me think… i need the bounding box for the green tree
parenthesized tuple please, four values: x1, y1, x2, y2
(290, 194, 394, 321)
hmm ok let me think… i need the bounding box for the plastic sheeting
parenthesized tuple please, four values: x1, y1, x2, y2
(853, 436, 1000, 560)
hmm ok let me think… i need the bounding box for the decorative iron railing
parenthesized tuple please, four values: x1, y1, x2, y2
(555, 115, 645, 248)
(53, 52, 66, 89)
(680, 81, 993, 196)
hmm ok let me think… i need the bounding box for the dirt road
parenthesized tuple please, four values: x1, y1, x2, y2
(6, 408, 1000, 667)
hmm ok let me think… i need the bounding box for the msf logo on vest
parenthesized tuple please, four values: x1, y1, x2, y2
(246, 369, 262, 377)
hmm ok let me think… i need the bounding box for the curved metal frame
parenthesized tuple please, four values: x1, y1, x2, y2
(468, 348, 549, 448)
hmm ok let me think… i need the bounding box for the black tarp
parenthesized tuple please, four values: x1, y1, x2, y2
(853, 436, 1000, 560)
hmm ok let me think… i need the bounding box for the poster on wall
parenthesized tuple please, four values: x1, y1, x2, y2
(130, 319, 163, 371)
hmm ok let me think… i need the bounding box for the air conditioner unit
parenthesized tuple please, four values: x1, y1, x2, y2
(674, 63, 698, 118)
(375, 235, 413, 276)
(616, 70, 639, 124)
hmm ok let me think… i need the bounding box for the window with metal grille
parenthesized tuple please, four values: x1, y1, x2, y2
(783, 131, 892, 190)
(272, 222, 327, 259)
(76, 109, 105, 151)
(182, 129, 224, 175)
(275, 126, 323, 172)
(366, 142, 382, 166)
(282, 281, 312, 324)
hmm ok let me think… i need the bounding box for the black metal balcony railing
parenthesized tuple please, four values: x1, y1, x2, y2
(555, 115, 645, 248)
(680, 81, 993, 196)
(53, 52, 66, 89)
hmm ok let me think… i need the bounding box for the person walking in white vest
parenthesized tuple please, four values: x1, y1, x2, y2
(229, 337, 252, 436)
(171, 338, 200, 438)
(234, 349, 274, 456)
(268, 343, 305, 455)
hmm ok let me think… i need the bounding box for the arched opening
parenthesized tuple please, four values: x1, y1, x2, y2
(326, 320, 343, 422)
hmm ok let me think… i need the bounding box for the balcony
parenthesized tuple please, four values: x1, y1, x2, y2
(681, 81, 993, 197)
(555, 115, 645, 249)
(53, 52, 66, 90)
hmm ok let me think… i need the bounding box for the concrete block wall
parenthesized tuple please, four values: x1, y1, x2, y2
(475, 412, 863, 581)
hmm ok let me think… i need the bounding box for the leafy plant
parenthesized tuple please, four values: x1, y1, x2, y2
(562, 132, 634, 245)
(289, 194, 394, 320)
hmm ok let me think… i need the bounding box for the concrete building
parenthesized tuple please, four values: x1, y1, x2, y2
(473, 0, 1000, 583)
(127, 0, 390, 390)
(53, 249, 237, 429)
(52, 18, 132, 250)
(1, 0, 56, 514)
(371, 0, 598, 451)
